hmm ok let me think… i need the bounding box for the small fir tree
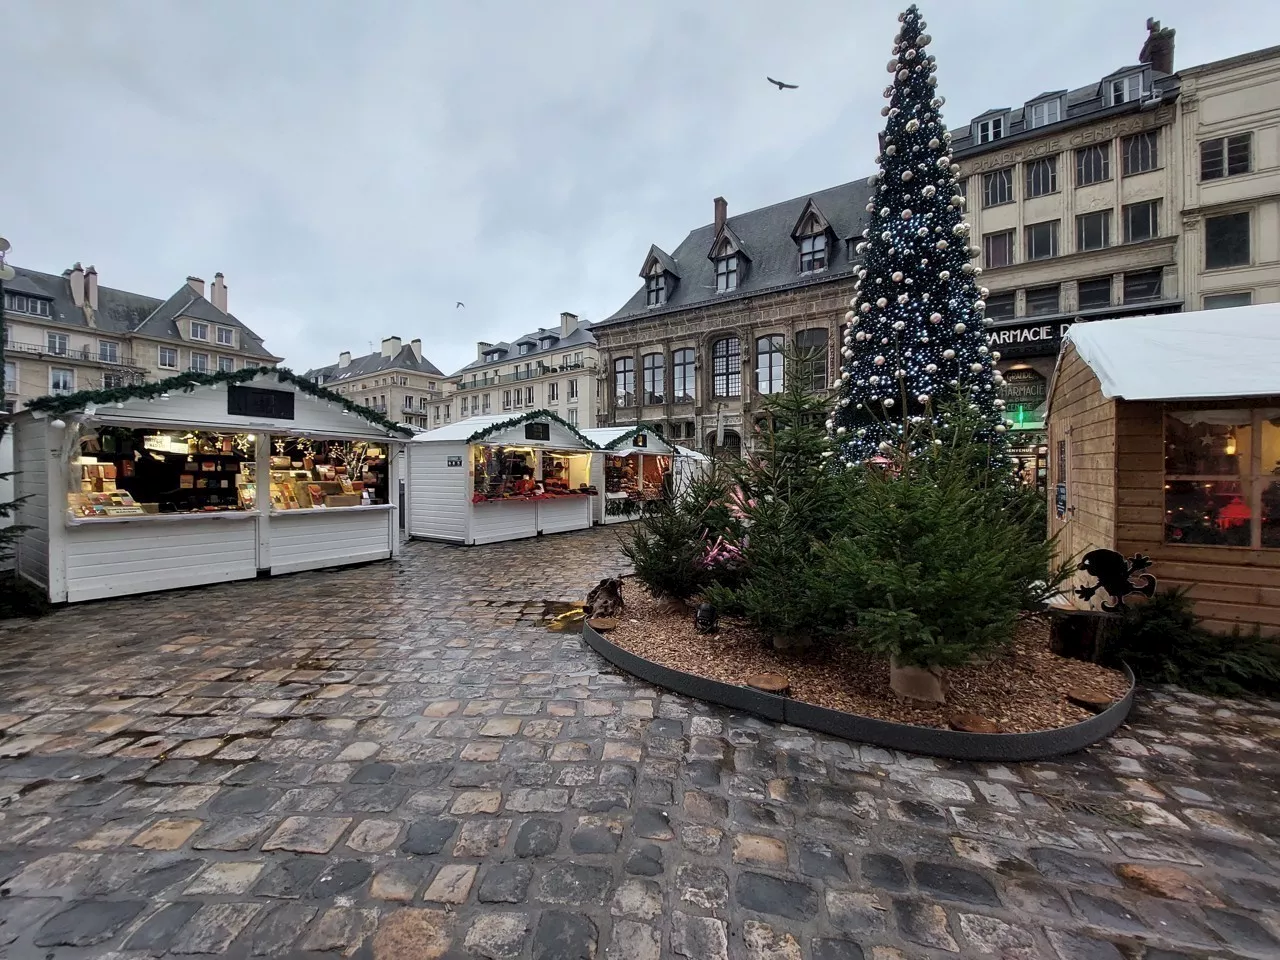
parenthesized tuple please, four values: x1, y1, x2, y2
(707, 348, 851, 639)
(830, 4, 1011, 465)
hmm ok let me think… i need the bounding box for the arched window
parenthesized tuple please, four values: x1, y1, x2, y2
(707, 429, 742, 459)
(711, 338, 741, 397)
(672, 348, 695, 403)
(642, 353, 665, 405)
(614, 357, 635, 407)
(755, 335, 784, 395)
(794, 328, 828, 390)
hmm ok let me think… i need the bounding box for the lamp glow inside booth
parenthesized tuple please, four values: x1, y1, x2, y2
(406, 411, 598, 545)
(582, 425, 675, 524)
(1046, 305, 1280, 634)
(11, 370, 410, 603)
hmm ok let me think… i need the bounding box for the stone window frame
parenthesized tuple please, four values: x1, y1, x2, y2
(711, 337, 742, 399)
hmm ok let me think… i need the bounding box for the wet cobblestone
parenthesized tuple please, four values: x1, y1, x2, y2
(0, 526, 1277, 958)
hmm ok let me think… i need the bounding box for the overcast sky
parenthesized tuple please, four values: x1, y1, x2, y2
(7, 0, 1274, 375)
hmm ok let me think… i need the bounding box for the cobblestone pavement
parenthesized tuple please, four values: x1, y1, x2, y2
(1, 527, 1279, 960)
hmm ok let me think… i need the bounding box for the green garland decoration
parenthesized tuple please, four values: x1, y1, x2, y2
(598, 422, 669, 451)
(22, 366, 415, 436)
(466, 408, 601, 449)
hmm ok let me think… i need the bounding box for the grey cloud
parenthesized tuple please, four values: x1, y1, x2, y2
(7, 0, 1270, 376)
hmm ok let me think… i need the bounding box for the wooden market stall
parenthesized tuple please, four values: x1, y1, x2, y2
(406, 410, 598, 545)
(582, 425, 675, 524)
(11, 369, 410, 603)
(1046, 305, 1280, 633)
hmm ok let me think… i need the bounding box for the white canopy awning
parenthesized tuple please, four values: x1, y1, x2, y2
(1060, 303, 1280, 402)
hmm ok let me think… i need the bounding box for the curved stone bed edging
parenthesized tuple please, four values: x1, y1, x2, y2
(582, 624, 1135, 762)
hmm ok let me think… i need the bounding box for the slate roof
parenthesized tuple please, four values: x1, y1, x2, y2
(6, 265, 277, 358)
(307, 345, 445, 385)
(948, 64, 1180, 157)
(602, 178, 873, 325)
(453, 324, 598, 376)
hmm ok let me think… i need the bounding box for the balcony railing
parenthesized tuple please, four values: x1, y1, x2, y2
(4, 339, 142, 367)
(458, 360, 600, 389)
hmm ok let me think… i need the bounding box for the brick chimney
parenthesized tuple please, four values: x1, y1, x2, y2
(186, 275, 205, 298)
(339, 350, 352, 368)
(714, 197, 727, 235)
(211, 272, 228, 313)
(560, 312, 579, 336)
(85, 265, 99, 310)
(1139, 18, 1175, 74)
(410, 338, 423, 361)
(68, 262, 85, 307)
(381, 336, 402, 358)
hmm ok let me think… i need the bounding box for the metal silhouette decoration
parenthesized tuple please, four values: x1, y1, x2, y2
(1075, 550, 1157, 612)
(695, 602, 719, 634)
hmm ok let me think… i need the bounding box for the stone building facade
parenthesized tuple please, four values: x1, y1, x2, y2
(4, 265, 279, 414)
(447, 312, 600, 430)
(1176, 44, 1280, 312)
(306, 337, 449, 431)
(597, 21, 1280, 477)
(594, 182, 868, 456)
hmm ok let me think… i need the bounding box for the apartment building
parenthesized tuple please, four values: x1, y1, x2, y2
(1176, 44, 1280, 311)
(306, 337, 449, 430)
(3, 264, 279, 413)
(445, 312, 600, 430)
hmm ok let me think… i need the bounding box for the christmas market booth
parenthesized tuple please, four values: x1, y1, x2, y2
(582, 425, 675, 524)
(10, 368, 410, 604)
(1046, 305, 1280, 634)
(406, 410, 598, 545)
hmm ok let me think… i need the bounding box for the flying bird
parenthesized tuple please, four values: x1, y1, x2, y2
(455, 301, 465, 309)
(767, 77, 798, 90)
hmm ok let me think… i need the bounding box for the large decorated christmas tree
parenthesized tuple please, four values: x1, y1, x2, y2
(830, 4, 1010, 465)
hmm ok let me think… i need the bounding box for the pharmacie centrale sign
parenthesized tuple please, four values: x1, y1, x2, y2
(985, 319, 1075, 359)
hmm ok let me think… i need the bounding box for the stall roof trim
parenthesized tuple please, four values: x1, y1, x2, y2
(581, 424, 675, 453)
(416, 410, 601, 448)
(1058, 304, 1280, 403)
(21, 366, 415, 436)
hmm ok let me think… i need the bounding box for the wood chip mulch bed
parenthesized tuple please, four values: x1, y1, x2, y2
(605, 586, 1131, 734)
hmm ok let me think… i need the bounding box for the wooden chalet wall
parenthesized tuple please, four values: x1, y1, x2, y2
(1047, 344, 1118, 598)
(1115, 400, 1280, 635)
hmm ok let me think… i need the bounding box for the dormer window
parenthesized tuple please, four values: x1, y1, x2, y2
(4, 293, 52, 318)
(190, 321, 209, 341)
(715, 254, 738, 293)
(646, 272, 666, 307)
(1028, 98, 1061, 129)
(975, 115, 1005, 144)
(1109, 73, 1145, 105)
(793, 208, 829, 274)
(518, 342, 533, 356)
(799, 235, 827, 273)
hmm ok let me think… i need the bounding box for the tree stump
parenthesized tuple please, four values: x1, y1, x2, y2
(584, 578, 625, 620)
(746, 672, 791, 696)
(1066, 686, 1114, 714)
(948, 712, 1001, 734)
(1047, 609, 1120, 663)
(587, 617, 619, 633)
(889, 657, 948, 703)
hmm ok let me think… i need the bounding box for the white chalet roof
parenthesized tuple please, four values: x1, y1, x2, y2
(581, 426, 675, 456)
(413, 411, 597, 449)
(1062, 304, 1280, 402)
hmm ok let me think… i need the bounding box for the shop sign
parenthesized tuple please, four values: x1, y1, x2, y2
(228, 385, 295, 420)
(1055, 482, 1068, 519)
(525, 421, 550, 442)
(446, 456, 463, 467)
(986, 319, 1075, 359)
(1000, 368, 1048, 425)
